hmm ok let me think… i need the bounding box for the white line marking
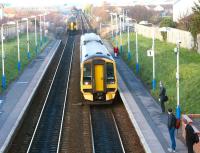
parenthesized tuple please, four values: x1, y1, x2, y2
(17, 81, 28, 84)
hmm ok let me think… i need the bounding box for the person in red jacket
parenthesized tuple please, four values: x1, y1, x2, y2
(113, 46, 119, 57)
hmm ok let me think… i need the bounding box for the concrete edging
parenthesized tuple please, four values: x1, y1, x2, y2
(118, 84, 152, 153)
(0, 40, 61, 153)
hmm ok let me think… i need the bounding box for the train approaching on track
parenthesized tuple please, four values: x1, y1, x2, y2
(67, 15, 78, 31)
(80, 33, 118, 104)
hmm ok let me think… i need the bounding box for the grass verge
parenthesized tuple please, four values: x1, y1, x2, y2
(112, 32, 200, 114)
(0, 33, 51, 92)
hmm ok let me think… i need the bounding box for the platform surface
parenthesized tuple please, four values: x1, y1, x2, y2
(104, 40, 187, 153)
(0, 40, 61, 152)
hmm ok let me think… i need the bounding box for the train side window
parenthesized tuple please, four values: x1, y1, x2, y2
(83, 63, 92, 85)
(106, 63, 115, 84)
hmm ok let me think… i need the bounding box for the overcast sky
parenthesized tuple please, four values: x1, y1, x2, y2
(0, 0, 173, 7)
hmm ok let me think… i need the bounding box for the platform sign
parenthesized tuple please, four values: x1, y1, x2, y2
(147, 49, 154, 57)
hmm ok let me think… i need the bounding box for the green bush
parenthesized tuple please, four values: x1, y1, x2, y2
(159, 17, 176, 41)
(159, 17, 176, 28)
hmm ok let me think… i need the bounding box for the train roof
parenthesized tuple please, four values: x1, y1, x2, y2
(80, 33, 113, 62)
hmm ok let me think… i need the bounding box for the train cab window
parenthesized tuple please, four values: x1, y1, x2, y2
(83, 63, 92, 85)
(106, 63, 115, 84)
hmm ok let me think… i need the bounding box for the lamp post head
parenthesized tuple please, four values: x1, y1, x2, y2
(21, 18, 28, 21)
(30, 15, 36, 18)
(6, 21, 16, 25)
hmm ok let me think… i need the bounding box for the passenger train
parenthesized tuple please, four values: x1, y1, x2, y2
(80, 33, 118, 104)
(67, 15, 78, 31)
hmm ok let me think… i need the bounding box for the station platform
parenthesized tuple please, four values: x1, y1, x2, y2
(104, 40, 188, 153)
(0, 39, 61, 152)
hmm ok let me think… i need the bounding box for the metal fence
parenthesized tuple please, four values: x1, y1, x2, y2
(3, 21, 35, 40)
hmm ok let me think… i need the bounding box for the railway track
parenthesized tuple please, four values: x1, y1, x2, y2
(26, 34, 75, 153)
(8, 12, 146, 153)
(90, 106, 125, 153)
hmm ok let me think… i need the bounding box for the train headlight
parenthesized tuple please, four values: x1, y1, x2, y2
(84, 81, 91, 85)
(107, 80, 115, 84)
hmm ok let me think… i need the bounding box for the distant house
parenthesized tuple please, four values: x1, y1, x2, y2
(145, 4, 173, 17)
(4, 8, 16, 18)
(173, 0, 199, 22)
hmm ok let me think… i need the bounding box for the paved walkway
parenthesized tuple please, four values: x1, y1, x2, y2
(0, 39, 61, 152)
(104, 40, 187, 153)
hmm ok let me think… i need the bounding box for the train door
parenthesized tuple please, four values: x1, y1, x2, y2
(70, 22, 73, 31)
(94, 65, 104, 91)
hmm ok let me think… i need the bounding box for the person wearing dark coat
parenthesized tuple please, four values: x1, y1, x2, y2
(185, 121, 195, 153)
(167, 108, 176, 152)
(159, 81, 166, 113)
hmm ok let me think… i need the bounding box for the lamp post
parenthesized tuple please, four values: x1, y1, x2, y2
(7, 21, 20, 72)
(43, 14, 46, 43)
(110, 12, 114, 39)
(119, 15, 123, 54)
(1, 25, 6, 88)
(152, 28, 156, 90)
(31, 16, 38, 55)
(39, 15, 42, 50)
(16, 21, 21, 71)
(123, 9, 125, 32)
(131, 18, 139, 73)
(126, 17, 131, 60)
(99, 22, 102, 35)
(114, 13, 118, 48)
(174, 41, 181, 119)
(147, 23, 156, 90)
(22, 18, 30, 59)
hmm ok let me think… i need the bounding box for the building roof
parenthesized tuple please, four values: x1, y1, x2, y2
(154, 5, 164, 11)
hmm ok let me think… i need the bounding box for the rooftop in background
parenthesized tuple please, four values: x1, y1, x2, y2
(0, 0, 175, 8)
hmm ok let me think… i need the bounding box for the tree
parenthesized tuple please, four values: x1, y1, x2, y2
(84, 4, 93, 15)
(159, 17, 176, 41)
(126, 6, 156, 23)
(159, 17, 176, 28)
(188, 0, 200, 49)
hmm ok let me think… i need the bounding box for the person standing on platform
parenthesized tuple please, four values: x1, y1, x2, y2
(113, 46, 119, 57)
(185, 120, 196, 153)
(167, 108, 176, 152)
(159, 81, 167, 113)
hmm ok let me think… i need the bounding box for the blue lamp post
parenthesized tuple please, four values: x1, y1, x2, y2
(16, 21, 21, 71)
(131, 19, 139, 73)
(1, 25, 6, 89)
(31, 16, 38, 55)
(43, 14, 47, 43)
(114, 13, 118, 48)
(7, 21, 20, 71)
(119, 15, 123, 54)
(22, 17, 30, 59)
(174, 41, 181, 119)
(126, 17, 131, 61)
(110, 12, 114, 40)
(152, 28, 156, 90)
(147, 23, 156, 90)
(39, 15, 42, 50)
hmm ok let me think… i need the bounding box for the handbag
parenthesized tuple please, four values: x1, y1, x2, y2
(194, 133, 199, 144)
(163, 95, 168, 102)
